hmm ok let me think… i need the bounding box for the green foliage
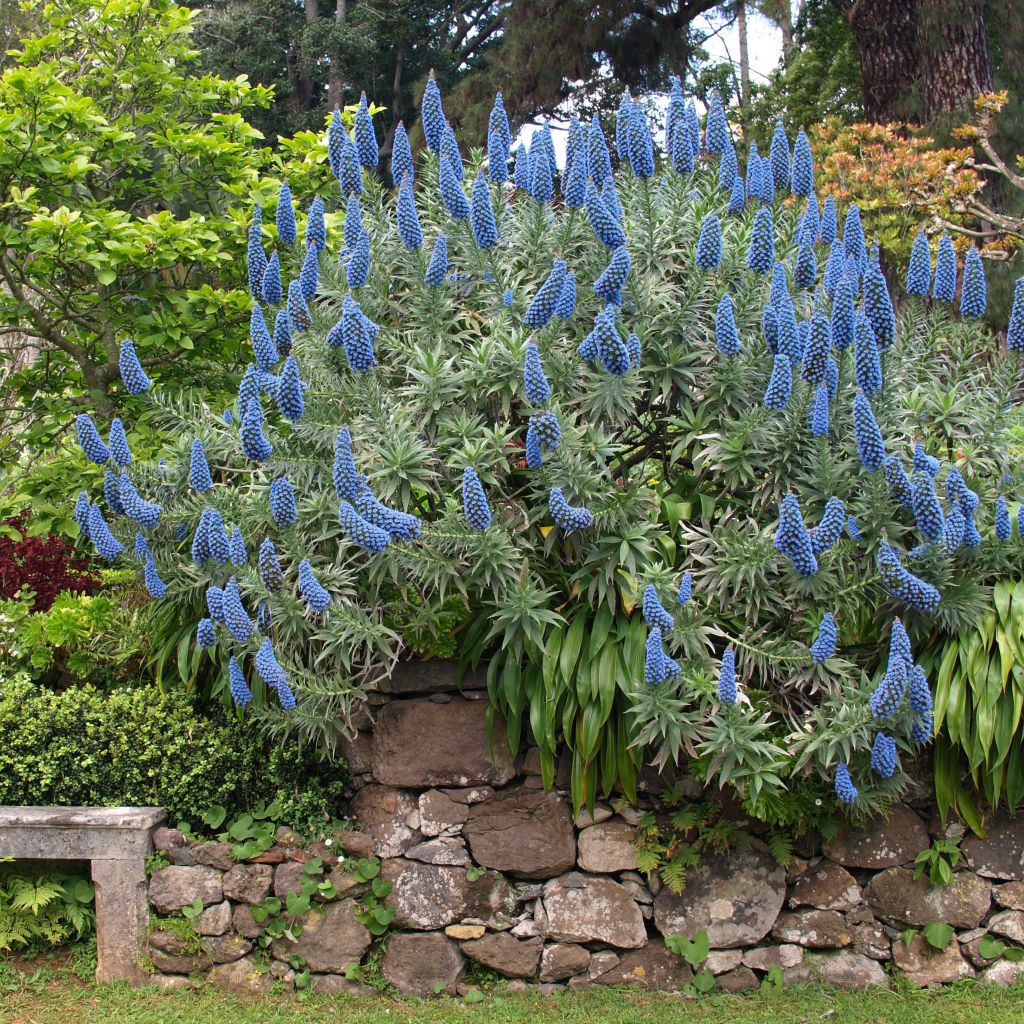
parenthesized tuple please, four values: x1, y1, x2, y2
(748, 0, 862, 138)
(664, 928, 709, 966)
(634, 796, 751, 894)
(0, 865, 94, 952)
(913, 838, 963, 886)
(0, 679, 348, 829)
(922, 579, 1024, 827)
(922, 922, 956, 950)
(67, 50, 1022, 833)
(0, 0, 276, 436)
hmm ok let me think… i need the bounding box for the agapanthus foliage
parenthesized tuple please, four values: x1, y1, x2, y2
(72, 76, 1023, 822)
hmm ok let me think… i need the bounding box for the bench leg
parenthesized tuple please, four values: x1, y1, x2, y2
(91, 858, 149, 985)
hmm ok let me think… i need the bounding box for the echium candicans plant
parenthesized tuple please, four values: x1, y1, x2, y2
(70, 76, 1023, 820)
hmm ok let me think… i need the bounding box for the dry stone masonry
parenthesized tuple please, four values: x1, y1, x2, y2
(135, 670, 1024, 994)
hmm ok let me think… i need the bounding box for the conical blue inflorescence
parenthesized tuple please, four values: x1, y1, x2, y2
(906, 230, 932, 296)
(774, 494, 818, 577)
(523, 343, 551, 406)
(718, 646, 737, 704)
(853, 392, 886, 471)
(119, 339, 151, 394)
(462, 467, 492, 531)
(810, 613, 837, 663)
(747, 208, 774, 274)
(524, 260, 568, 328)
(642, 584, 675, 633)
(298, 558, 331, 612)
(932, 235, 956, 302)
(960, 247, 987, 318)
(695, 214, 722, 271)
(791, 128, 814, 196)
(715, 293, 740, 356)
(549, 487, 593, 532)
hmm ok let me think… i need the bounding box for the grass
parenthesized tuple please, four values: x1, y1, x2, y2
(1, 949, 1022, 1024)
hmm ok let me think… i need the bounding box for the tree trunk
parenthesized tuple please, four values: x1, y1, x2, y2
(836, 0, 992, 123)
(328, 0, 346, 111)
(916, 0, 992, 121)
(737, 1, 751, 111)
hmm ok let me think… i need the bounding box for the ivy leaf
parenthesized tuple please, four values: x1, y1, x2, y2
(922, 922, 955, 949)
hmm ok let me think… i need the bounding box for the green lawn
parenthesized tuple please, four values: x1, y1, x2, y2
(3, 971, 1024, 1024)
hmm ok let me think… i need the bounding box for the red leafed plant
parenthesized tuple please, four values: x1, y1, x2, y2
(0, 514, 100, 612)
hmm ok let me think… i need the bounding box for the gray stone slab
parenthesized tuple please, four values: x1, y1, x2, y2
(1, 805, 166, 985)
(0, 806, 165, 859)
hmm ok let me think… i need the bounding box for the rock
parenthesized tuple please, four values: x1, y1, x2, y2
(168, 846, 197, 866)
(196, 901, 231, 937)
(371, 697, 515, 787)
(149, 866, 223, 914)
(207, 956, 274, 995)
(574, 804, 613, 828)
(151, 948, 212, 974)
(771, 909, 853, 948)
(335, 830, 377, 860)
(511, 918, 540, 939)
(308, 974, 374, 995)
(742, 944, 804, 971)
(147, 974, 193, 989)
(652, 843, 786, 949)
(339, 731, 373, 775)
(961, 933, 1001, 969)
(201, 934, 252, 964)
(962, 814, 1024, 880)
(275, 826, 302, 847)
(540, 943, 591, 982)
(620, 878, 653, 904)
(716, 966, 759, 992)
(788, 861, 861, 911)
(865, 867, 991, 928)
(852, 920, 890, 960)
(441, 786, 495, 805)
(148, 931, 195, 956)
(445, 924, 486, 940)
(378, 659, 485, 694)
(273, 861, 308, 899)
(536, 873, 646, 949)
(587, 951, 621, 978)
(784, 951, 889, 989)
(270, 900, 370, 973)
(382, 860, 515, 931)
(592, 942, 693, 991)
(405, 838, 470, 867)
(191, 842, 235, 871)
(349, 786, 419, 858)
(381, 932, 464, 996)
(461, 933, 542, 979)
(892, 934, 975, 987)
(464, 788, 576, 879)
(232, 904, 263, 939)
(823, 805, 929, 869)
(152, 827, 186, 852)
(222, 864, 273, 905)
(576, 820, 637, 874)
(982, 960, 1024, 987)
(249, 849, 285, 864)
(418, 791, 469, 837)
(706, 950, 743, 974)
(995, 881, 1024, 910)
(988, 909, 1024, 944)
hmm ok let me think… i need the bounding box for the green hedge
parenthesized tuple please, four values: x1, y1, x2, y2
(0, 679, 348, 833)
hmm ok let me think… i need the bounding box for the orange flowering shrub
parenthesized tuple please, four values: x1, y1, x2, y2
(808, 119, 984, 262)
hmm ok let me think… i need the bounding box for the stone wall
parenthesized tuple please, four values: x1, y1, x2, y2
(144, 667, 1024, 995)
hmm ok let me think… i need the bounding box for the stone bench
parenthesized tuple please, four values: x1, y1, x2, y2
(0, 806, 166, 983)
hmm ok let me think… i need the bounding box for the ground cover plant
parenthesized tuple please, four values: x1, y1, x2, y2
(66, 63, 1024, 821)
